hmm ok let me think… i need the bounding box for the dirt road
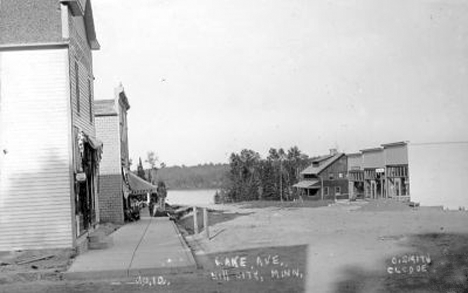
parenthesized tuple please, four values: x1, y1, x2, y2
(1, 200, 467, 293)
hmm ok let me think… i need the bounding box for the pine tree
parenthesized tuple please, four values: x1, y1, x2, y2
(137, 157, 146, 180)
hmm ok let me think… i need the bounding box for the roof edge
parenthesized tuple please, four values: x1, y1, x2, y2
(381, 141, 409, 148)
(317, 153, 345, 175)
(61, 0, 100, 50)
(301, 153, 345, 175)
(360, 147, 383, 153)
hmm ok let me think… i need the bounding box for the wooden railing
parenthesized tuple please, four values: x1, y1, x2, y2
(173, 206, 211, 239)
(193, 206, 210, 239)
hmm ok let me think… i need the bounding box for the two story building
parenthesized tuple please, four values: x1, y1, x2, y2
(95, 85, 158, 223)
(347, 142, 409, 201)
(361, 147, 386, 199)
(294, 149, 348, 200)
(382, 142, 409, 201)
(408, 141, 468, 210)
(94, 85, 130, 224)
(0, 0, 101, 250)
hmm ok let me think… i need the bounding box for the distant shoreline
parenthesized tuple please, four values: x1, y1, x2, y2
(167, 188, 220, 192)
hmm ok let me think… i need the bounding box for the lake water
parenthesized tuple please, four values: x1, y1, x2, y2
(166, 189, 218, 206)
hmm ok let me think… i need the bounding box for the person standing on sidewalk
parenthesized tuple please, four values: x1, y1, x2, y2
(149, 192, 158, 217)
(157, 181, 167, 211)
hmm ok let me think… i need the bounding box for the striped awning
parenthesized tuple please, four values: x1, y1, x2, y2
(293, 180, 320, 189)
(126, 172, 158, 195)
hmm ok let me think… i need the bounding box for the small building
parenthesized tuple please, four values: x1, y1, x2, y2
(408, 141, 468, 210)
(294, 149, 348, 200)
(0, 0, 101, 250)
(94, 85, 131, 224)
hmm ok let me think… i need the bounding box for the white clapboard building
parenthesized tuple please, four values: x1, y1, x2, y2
(0, 0, 102, 250)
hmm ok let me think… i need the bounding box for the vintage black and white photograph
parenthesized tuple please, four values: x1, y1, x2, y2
(0, 0, 467, 292)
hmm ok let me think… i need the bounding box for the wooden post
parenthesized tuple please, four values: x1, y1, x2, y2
(193, 206, 199, 234)
(203, 208, 209, 239)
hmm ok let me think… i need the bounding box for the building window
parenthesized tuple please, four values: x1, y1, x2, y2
(324, 187, 329, 196)
(335, 186, 341, 195)
(329, 173, 334, 180)
(75, 62, 80, 114)
(88, 79, 93, 123)
(338, 172, 343, 178)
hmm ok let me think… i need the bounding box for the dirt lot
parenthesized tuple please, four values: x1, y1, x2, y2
(0, 222, 121, 285)
(181, 199, 468, 293)
(1, 200, 467, 293)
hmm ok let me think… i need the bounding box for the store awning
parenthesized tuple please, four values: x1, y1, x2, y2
(86, 135, 103, 151)
(78, 130, 103, 164)
(127, 172, 158, 195)
(293, 180, 320, 189)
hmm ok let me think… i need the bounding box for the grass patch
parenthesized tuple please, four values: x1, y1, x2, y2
(176, 209, 253, 235)
(238, 199, 334, 209)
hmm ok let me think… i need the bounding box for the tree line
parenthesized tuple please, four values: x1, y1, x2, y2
(154, 163, 229, 190)
(134, 152, 229, 190)
(133, 147, 314, 200)
(220, 146, 313, 202)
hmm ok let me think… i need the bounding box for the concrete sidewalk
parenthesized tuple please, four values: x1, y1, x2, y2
(64, 217, 197, 280)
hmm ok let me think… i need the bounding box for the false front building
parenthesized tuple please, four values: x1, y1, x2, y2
(95, 85, 158, 224)
(347, 142, 409, 200)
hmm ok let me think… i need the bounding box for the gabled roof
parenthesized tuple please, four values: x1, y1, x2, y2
(301, 153, 345, 175)
(60, 0, 100, 50)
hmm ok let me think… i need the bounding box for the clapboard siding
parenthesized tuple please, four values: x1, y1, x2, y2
(0, 48, 73, 250)
(383, 144, 408, 166)
(347, 154, 363, 170)
(68, 12, 95, 138)
(362, 149, 385, 169)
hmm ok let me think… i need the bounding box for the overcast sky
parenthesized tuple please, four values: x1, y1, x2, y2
(92, 0, 468, 167)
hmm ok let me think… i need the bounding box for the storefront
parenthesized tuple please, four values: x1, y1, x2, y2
(123, 171, 158, 220)
(347, 153, 365, 199)
(74, 130, 102, 236)
(361, 148, 385, 199)
(383, 142, 410, 201)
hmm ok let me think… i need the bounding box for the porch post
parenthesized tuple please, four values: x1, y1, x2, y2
(320, 176, 324, 200)
(193, 207, 199, 234)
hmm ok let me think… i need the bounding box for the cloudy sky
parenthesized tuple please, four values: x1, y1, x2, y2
(92, 0, 468, 167)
